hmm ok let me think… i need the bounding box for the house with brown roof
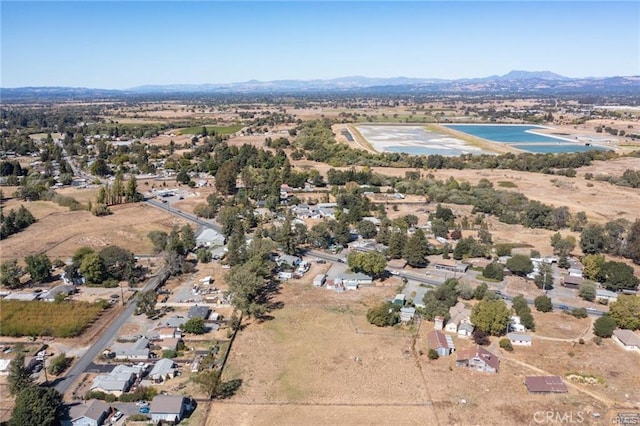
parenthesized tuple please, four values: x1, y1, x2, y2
(524, 376, 568, 393)
(456, 345, 499, 373)
(427, 330, 454, 357)
(613, 329, 640, 353)
(445, 302, 472, 334)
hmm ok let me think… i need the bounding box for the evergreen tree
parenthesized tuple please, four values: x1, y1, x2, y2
(403, 228, 429, 267)
(8, 352, 33, 396)
(181, 224, 196, 253)
(9, 386, 61, 426)
(387, 230, 407, 259)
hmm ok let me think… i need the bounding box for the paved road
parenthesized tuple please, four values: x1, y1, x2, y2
(144, 201, 606, 319)
(54, 264, 169, 395)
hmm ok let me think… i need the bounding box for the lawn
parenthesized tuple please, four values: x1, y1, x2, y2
(0, 300, 107, 337)
(179, 125, 244, 135)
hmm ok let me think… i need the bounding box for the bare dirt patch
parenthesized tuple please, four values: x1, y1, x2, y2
(209, 280, 628, 425)
(0, 202, 174, 262)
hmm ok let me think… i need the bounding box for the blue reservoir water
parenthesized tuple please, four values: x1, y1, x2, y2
(445, 124, 563, 143)
(444, 124, 609, 154)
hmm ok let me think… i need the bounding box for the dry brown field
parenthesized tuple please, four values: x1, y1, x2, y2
(0, 201, 179, 262)
(208, 277, 638, 426)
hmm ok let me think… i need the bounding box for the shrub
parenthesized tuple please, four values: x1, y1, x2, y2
(366, 302, 399, 327)
(162, 350, 177, 359)
(428, 349, 439, 360)
(47, 353, 70, 375)
(593, 315, 616, 338)
(499, 338, 513, 352)
(569, 307, 588, 318)
(534, 295, 553, 312)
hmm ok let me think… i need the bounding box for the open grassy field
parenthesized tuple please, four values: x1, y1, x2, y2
(209, 278, 635, 425)
(179, 125, 244, 135)
(0, 201, 177, 262)
(0, 300, 107, 337)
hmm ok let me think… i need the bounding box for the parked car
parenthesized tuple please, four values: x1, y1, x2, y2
(111, 411, 123, 423)
(558, 304, 568, 310)
(139, 406, 150, 414)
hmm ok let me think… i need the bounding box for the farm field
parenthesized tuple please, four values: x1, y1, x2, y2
(209, 279, 635, 426)
(0, 300, 107, 337)
(179, 124, 244, 135)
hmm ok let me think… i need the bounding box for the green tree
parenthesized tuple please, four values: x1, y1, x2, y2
(366, 302, 399, 327)
(181, 224, 196, 253)
(1, 260, 24, 289)
(534, 295, 553, 312)
(387, 230, 407, 259)
(427, 349, 439, 360)
(482, 262, 504, 281)
(125, 175, 143, 202)
(580, 224, 606, 254)
(403, 228, 429, 267)
(47, 353, 70, 376)
(215, 161, 238, 195)
(550, 233, 576, 257)
(308, 223, 332, 249)
(599, 261, 640, 291)
(519, 310, 536, 331)
(147, 231, 168, 253)
(9, 386, 62, 426)
(593, 315, 617, 338)
(225, 264, 267, 318)
(135, 290, 157, 317)
(24, 253, 52, 283)
(505, 254, 533, 277)
(473, 282, 488, 300)
(582, 254, 605, 281)
(182, 317, 207, 334)
(533, 263, 553, 290)
(356, 219, 377, 239)
(578, 281, 596, 301)
(499, 338, 513, 352)
(197, 248, 212, 263)
(8, 352, 33, 396)
(79, 252, 106, 285)
(347, 251, 387, 278)
(626, 219, 640, 264)
(470, 299, 511, 336)
(99, 245, 137, 282)
(608, 295, 640, 330)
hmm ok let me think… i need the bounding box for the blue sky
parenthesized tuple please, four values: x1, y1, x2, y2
(1, 1, 638, 88)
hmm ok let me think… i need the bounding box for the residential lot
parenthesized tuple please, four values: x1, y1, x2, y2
(210, 276, 639, 426)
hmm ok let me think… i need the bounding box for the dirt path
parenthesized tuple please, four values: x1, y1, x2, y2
(533, 320, 593, 342)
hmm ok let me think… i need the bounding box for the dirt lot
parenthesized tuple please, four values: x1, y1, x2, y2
(0, 201, 178, 262)
(209, 275, 636, 426)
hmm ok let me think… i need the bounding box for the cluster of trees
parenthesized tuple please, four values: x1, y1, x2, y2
(511, 295, 536, 331)
(8, 351, 62, 426)
(67, 245, 142, 286)
(147, 225, 196, 276)
(366, 302, 400, 327)
(0, 205, 35, 239)
(470, 298, 511, 337)
(590, 168, 640, 189)
(580, 254, 639, 292)
(347, 251, 387, 278)
(580, 219, 640, 265)
(93, 173, 143, 216)
(534, 295, 553, 313)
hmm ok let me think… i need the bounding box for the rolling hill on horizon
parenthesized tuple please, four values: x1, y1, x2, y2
(2, 71, 639, 100)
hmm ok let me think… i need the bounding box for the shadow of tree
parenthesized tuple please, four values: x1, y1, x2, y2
(214, 379, 243, 399)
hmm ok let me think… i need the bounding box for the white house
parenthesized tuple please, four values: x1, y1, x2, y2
(612, 329, 640, 353)
(195, 228, 225, 248)
(457, 322, 475, 337)
(150, 395, 188, 424)
(508, 332, 532, 346)
(596, 289, 618, 303)
(313, 274, 327, 287)
(113, 337, 149, 360)
(149, 358, 177, 382)
(445, 302, 471, 334)
(400, 307, 416, 322)
(69, 400, 110, 426)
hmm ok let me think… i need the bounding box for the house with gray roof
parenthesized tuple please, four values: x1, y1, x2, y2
(613, 329, 640, 353)
(456, 345, 500, 373)
(41, 284, 76, 302)
(68, 400, 110, 426)
(150, 395, 188, 424)
(195, 228, 225, 248)
(187, 305, 211, 320)
(113, 337, 149, 360)
(336, 272, 373, 290)
(508, 332, 532, 346)
(149, 358, 177, 382)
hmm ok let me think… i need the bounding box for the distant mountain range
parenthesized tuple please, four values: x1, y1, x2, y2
(2, 71, 639, 100)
